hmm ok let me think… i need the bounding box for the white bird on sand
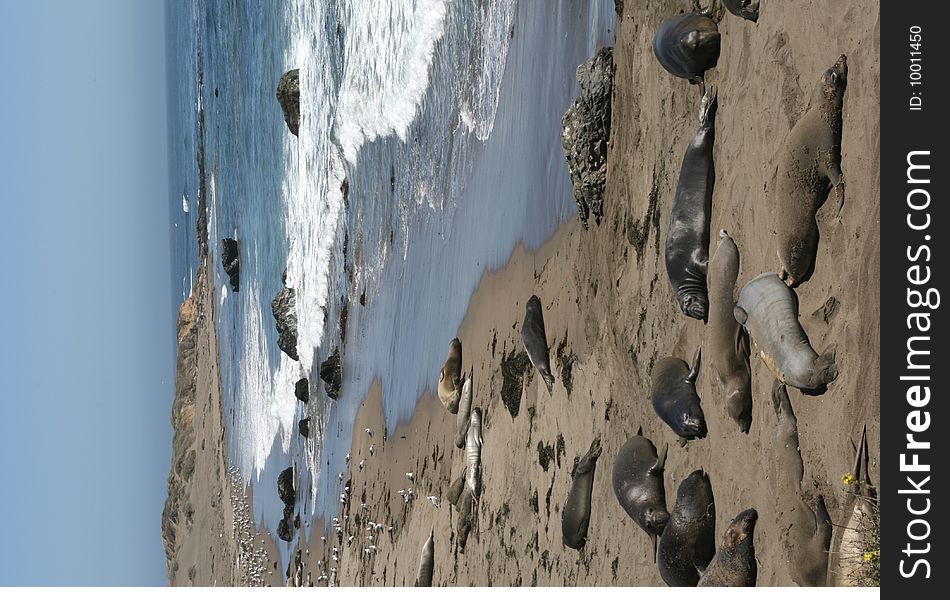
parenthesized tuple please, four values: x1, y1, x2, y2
(426, 495, 439, 506)
(358, 459, 366, 471)
(338, 472, 344, 481)
(405, 472, 414, 481)
(365, 428, 373, 437)
(369, 444, 376, 455)
(347, 535, 354, 544)
(345, 453, 351, 463)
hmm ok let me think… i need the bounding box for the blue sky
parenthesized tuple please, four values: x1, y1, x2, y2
(0, 0, 173, 586)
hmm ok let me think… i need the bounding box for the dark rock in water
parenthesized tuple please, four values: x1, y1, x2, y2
(561, 47, 615, 227)
(298, 417, 310, 439)
(294, 378, 309, 404)
(501, 349, 532, 418)
(276, 69, 300, 136)
(320, 348, 343, 400)
(272, 283, 298, 361)
(277, 506, 295, 542)
(220, 238, 240, 292)
(341, 178, 349, 202)
(277, 467, 295, 507)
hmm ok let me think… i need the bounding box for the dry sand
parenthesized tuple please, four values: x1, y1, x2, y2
(293, 0, 881, 587)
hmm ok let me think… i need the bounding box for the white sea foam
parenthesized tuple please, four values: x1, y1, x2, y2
(182, 192, 190, 213)
(220, 284, 227, 305)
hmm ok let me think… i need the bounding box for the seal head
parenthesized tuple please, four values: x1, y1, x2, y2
(722, 0, 760, 22)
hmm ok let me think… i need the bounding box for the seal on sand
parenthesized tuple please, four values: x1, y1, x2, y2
(438, 338, 462, 413)
(707, 230, 752, 432)
(522, 295, 555, 393)
(651, 348, 708, 441)
(698, 508, 758, 587)
(455, 367, 474, 449)
(612, 427, 670, 553)
(658, 469, 716, 587)
(562, 437, 603, 550)
(465, 407, 483, 497)
(457, 487, 476, 552)
(414, 530, 435, 586)
(652, 11, 721, 89)
(722, 0, 759, 22)
(772, 55, 848, 287)
(665, 87, 718, 321)
(734, 272, 837, 392)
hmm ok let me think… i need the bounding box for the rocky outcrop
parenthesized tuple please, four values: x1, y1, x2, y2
(220, 238, 240, 292)
(272, 277, 298, 361)
(276, 69, 300, 136)
(320, 348, 343, 400)
(277, 467, 296, 506)
(294, 378, 309, 403)
(298, 417, 310, 439)
(561, 47, 615, 228)
(277, 506, 296, 542)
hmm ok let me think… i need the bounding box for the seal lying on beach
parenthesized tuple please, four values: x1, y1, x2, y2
(771, 381, 832, 587)
(438, 338, 463, 413)
(828, 426, 877, 586)
(665, 88, 718, 321)
(658, 469, 716, 587)
(734, 272, 837, 392)
(707, 230, 752, 432)
(652, 11, 720, 90)
(722, 0, 759, 22)
(415, 530, 435, 586)
(652, 348, 708, 441)
(446, 469, 466, 506)
(457, 487, 476, 552)
(698, 508, 758, 587)
(562, 437, 603, 550)
(522, 295, 555, 393)
(612, 427, 670, 554)
(772, 55, 848, 287)
(455, 367, 474, 449)
(465, 407, 483, 497)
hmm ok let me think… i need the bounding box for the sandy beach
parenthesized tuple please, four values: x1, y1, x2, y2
(168, 0, 879, 587)
(292, 0, 880, 587)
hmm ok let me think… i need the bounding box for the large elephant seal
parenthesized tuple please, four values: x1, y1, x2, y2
(465, 407, 483, 497)
(457, 487, 476, 552)
(438, 338, 462, 413)
(658, 469, 716, 586)
(734, 272, 837, 391)
(522, 295, 555, 393)
(446, 468, 466, 506)
(772, 55, 848, 287)
(414, 530, 435, 586)
(612, 427, 670, 553)
(707, 230, 752, 432)
(652, 347, 708, 441)
(665, 87, 718, 321)
(770, 381, 832, 587)
(698, 508, 758, 587)
(722, 0, 759, 22)
(828, 426, 877, 586)
(652, 11, 721, 88)
(562, 437, 603, 550)
(455, 367, 474, 449)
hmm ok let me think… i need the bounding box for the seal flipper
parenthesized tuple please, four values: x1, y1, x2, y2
(733, 305, 748, 326)
(812, 344, 838, 388)
(649, 443, 669, 475)
(814, 495, 832, 547)
(686, 347, 702, 384)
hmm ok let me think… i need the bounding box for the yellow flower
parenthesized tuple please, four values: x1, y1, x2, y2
(842, 473, 856, 485)
(863, 550, 879, 563)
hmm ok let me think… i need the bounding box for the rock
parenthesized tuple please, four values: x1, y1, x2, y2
(561, 47, 615, 227)
(320, 348, 343, 400)
(272, 280, 298, 361)
(220, 238, 240, 292)
(500, 349, 532, 418)
(298, 417, 310, 439)
(277, 506, 295, 542)
(277, 467, 295, 507)
(294, 378, 309, 404)
(276, 69, 300, 136)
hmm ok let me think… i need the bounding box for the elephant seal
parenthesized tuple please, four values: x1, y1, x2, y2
(415, 530, 434, 586)
(457, 487, 476, 552)
(438, 338, 462, 413)
(612, 427, 670, 553)
(708, 230, 752, 432)
(562, 437, 603, 550)
(722, 0, 759, 22)
(522, 295, 555, 393)
(734, 272, 837, 391)
(771, 381, 833, 586)
(455, 368, 474, 448)
(665, 87, 718, 321)
(652, 347, 708, 441)
(828, 426, 877, 586)
(446, 469, 466, 506)
(652, 11, 720, 88)
(658, 469, 716, 587)
(465, 407, 483, 497)
(698, 508, 758, 587)
(772, 55, 848, 287)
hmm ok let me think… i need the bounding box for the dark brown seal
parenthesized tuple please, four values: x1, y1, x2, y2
(658, 469, 716, 586)
(562, 437, 603, 550)
(652, 11, 721, 88)
(698, 508, 758, 587)
(522, 295, 555, 393)
(612, 427, 670, 554)
(722, 0, 759, 22)
(651, 348, 707, 441)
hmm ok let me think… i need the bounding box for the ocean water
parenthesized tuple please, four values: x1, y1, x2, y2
(168, 0, 614, 561)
